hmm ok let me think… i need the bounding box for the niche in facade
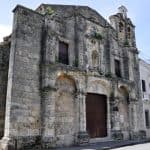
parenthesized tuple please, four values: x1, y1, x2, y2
(92, 50, 99, 68)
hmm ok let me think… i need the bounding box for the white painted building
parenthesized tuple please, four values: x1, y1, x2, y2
(139, 59, 150, 137)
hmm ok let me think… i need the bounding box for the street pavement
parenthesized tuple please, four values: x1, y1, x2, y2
(56, 143, 150, 150)
(112, 143, 150, 150)
(55, 140, 150, 150)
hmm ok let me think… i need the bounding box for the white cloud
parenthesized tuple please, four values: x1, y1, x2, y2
(0, 24, 12, 42)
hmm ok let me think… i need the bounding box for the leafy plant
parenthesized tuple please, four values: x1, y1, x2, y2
(94, 32, 103, 40)
(124, 40, 129, 47)
(90, 30, 103, 40)
(46, 7, 54, 15)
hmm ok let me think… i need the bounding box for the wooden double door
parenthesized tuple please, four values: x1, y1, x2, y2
(86, 93, 107, 138)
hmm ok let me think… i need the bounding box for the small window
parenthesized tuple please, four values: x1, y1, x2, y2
(142, 80, 146, 92)
(59, 41, 69, 65)
(115, 59, 121, 77)
(145, 110, 150, 128)
(119, 22, 124, 32)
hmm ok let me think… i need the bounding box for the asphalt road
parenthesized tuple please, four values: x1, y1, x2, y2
(55, 140, 150, 150)
(75, 143, 150, 150)
(111, 143, 150, 150)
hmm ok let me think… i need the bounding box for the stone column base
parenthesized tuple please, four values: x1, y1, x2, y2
(111, 130, 123, 140)
(41, 136, 56, 149)
(77, 131, 89, 145)
(130, 130, 146, 140)
(0, 137, 16, 150)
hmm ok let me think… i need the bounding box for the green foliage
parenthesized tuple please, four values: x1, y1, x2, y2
(46, 7, 54, 15)
(105, 72, 112, 78)
(91, 31, 103, 40)
(93, 32, 103, 40)
(124, 40, 129, 47)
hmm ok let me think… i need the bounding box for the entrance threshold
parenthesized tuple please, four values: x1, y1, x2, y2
(90, 137, 112, 143)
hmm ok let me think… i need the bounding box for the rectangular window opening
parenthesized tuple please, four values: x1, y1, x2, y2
(58, 41, 69, 65)
(142, 80, 146, 92)
(115, 59, 121, 77)
(145, 110, 150, 128)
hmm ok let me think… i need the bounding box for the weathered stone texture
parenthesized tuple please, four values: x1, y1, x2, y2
(0, 41, 10, 139)
(0, 4, 146, 149)
(2, 6, 43, 149)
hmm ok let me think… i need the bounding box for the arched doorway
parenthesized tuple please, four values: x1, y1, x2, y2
(86, 93, 107, 138)
(55, 74, 77, 146)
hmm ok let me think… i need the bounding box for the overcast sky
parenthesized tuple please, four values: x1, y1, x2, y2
(0, 0, 150, 60)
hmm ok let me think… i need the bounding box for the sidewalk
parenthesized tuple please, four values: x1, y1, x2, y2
(55, 139, 150, 150)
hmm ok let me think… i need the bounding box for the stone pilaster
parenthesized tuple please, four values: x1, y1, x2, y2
(111, 97, 123, 140)
(41, 87, 56, 148)
(77, 91, 89, 144)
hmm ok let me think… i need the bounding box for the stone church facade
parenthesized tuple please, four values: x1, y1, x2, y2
(0, 4, 146, 149)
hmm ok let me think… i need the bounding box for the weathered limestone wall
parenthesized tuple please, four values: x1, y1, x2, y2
(39, 5, 112, 147)
(0, 43, 10, 138)
(38, 4, 145, 145)
(2, 5, 43, 148)
(36, 4, 109, 70)
(109, 6, 145, 138)
(0, 4, 145, 149)
(55, 76, 77, 146)
(42, 67, 139, 143)
(128, 50, 145, 132)
(40, 6, 78, 147)
(42, 67, 113, 145)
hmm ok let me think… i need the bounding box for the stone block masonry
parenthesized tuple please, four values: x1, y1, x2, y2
(0, 4, 146, 149)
